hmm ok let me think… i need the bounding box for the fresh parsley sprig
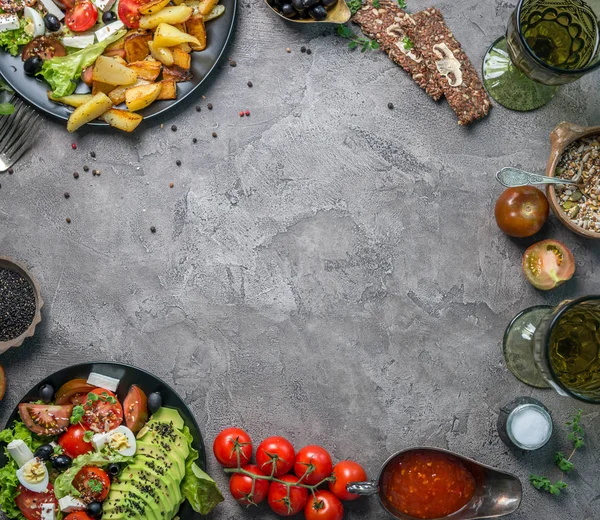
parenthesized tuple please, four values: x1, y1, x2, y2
(397, 0, 407, 8)
(70, 405, 85, 424)
(402, 36, 414, 50)
(529, 410, 585, 496)
(336, 25, 380, 52)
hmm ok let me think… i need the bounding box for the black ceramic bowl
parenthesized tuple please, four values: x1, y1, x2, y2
(0, 362, 206, 520)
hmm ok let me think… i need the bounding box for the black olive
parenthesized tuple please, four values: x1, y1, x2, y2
(282, 3, 296, 16)
(308, 4, 327, 20)
(107, 463, 121, 478)
(322, 0, 337, 6)
(102, 11, 117, 24)
(87, 501, 103, 517)
(34, 444, 54, 461)
(38, 383, 54, 403)
(302, 0, 320, 7)
(147, 392, 163, 413)
(291, 0, 304, 10)
(44, 14, 61, 32)
(52, 454, 72, 471)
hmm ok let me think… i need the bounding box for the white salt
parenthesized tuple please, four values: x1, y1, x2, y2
(509, 406, 551, 449)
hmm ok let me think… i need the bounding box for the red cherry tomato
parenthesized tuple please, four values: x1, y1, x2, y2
(73, 466, 111, 503)
(294, 445, 333, 485)
(213, 427, 253, 468)
(494, 186, 549, 238)
(15, 485, 59, 520)
(65, 0, 98, 32)
(229, 464, 270, 506)
(65, 513, 95, 520)
(59, 424, 94, 458)
(118, 0, 151, 28)
(256, 436, 295, 477)
(82, 388, 123, 433)
(123, 385, 148, 434)
(268, 474, 308, 516)
(328, 460, 368, 501)
(304, 490, 344, 520)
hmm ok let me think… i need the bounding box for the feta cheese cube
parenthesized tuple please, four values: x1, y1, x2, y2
(87, 372, 120, 392)
(62, 34, 96, 49)
(95, 20, 124, 43)
(7, 440, 34, 468)
(41, 503, 56, 520)
(58, 496, 86, 513)
(0, 14, 20, 33)
(94, 0, 117, 11)
(39, 0, 65, 20)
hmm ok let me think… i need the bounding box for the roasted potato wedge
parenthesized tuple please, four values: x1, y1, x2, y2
(175, 42, 191, 53)
(102, 109, 144, 132)
(139, 0, 171, 15)
(148, 41, 174, 66)
(108, 79, 151, 105)
(172, 47, 191, 69)
(125, 83, 163, 112)
(157, 79, 177, 100)
(93, 56, 138, 86)
(92, 81, 115, 95)
(48, 92, 94, 108)
(153, 23, 201, 48)
(172, 0, 186, 4)
(198, 0, 218, 15)
(162, 65, 193, 83)
(139, 6, 192, 29)
(67, 92, 113, 132)
(124, 31, 152, 63)
(184, 13, 206, 51)
(204, 4, 225, 21)
(105, 35, 125, 51)
(128, 60, 162, 81)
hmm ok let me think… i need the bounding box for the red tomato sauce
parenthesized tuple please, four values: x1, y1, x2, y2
(382, 450, 476, 519)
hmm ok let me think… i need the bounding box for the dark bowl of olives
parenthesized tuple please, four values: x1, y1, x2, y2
(264, 0, 351, 23)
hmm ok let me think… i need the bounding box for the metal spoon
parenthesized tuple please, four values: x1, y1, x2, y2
(496, 167, 578, 187)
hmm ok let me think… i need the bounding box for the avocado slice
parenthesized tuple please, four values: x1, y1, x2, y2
(111, 473, 181, 520)
(133, 454, 183, 496)
(135, 440, 186, 481)
(150, 407, 185, 430)
(137, 421, 190, 461)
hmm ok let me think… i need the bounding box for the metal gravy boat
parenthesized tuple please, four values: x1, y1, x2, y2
(347, 447, 522, 520)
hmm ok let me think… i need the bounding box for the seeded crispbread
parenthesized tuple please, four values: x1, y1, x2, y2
(352, 0, 443, 101)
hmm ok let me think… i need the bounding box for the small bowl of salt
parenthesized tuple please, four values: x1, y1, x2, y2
(497, 397, 553, 451)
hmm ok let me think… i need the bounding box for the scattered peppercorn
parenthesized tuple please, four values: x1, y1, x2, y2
(171, 124, 177, 132)
(7, 168, 13, 175)
(196, 105, 201, 112)
(301, 46, 306, 53)
(176, 160, 181, 166)
(306, 49, 312, 55)
(212, 132, 217, 138)
(239, 111, 244, 117)
(286, 47, 291, 53)
(245, 110, 250, 117)
(66, 218, 71, 224)
(229, 60, 237, 67)
(169, 182, 174, 188)
(73, 172, 79, 179)
(207, 103, 213, 110)
(0, 267, 36, 341)
(83, 165, 89, 172)
(388, 103, 394, 109)
(71, 143, 77, 150)
(150, 226, 156, 233)
(192, 138, 197, 144)
(90, 151, 96, 158)
(247, 81, 253, 87)
(64, 192, 70, 199)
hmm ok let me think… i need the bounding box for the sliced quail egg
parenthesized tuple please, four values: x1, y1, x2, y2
(93, 426, 137, 456)
(17, 457, 49, 493)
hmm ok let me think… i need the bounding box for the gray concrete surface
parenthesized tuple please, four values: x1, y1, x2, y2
(1, 0, 600, 518)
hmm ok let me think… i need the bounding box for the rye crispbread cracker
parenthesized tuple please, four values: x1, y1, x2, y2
(404, 7, 491, 125)
(352, 0, 443, 101)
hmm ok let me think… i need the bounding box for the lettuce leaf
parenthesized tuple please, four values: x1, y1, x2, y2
(0, 421, 47, 519)
(0, 19, 32, 57)
(54, 450, 132, 499)
(38, 29, 126, 97)
(181, 426, 223, 515)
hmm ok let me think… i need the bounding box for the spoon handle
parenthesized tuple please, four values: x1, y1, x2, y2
(496, 167, 578, 187)
(527, 173, 578, 186)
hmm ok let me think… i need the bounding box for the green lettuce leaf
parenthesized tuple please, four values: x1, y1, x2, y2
(54, 450, 132, 499)
(0, 421, 47, 519)
(181, 426, 223, 515)
(38, 29, 126, 97)
(0, 19, 32, 57)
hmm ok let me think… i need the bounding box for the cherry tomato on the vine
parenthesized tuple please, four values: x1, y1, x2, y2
(268, 474, 308, 517)
(65, 0, 98, 32)
(229, 464, 270, 506)
(256, 436, 295, 477)
(304, 490, 344, 520)
(294, 445, 333, 485)
(213, 427, 252, 468)
(328, 460, 367, 501)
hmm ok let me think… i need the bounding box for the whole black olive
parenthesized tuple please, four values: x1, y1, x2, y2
(291, 0, 304, 11)
(34, 444, 54, 461)
(147, 392, 163, 414)
(87, 501, 103, 518)
(38, 383, 54, 403)
(107, 463, 122, 478)
(52, 454, 72, 471)
(44, 14, 60, 32)
(322, 0, 337, 6)
(282, 3, 296, 16)
(308, 4, 327, 20)
(102, 10, 117, 24)
(302, 0, 320, 7)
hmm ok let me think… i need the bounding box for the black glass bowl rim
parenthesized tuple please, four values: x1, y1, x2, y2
(543, 295, 600, 403)
(0, 361, 207, 465)
(515, 0, 600, 76)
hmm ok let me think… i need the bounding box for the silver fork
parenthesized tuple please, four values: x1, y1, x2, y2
(0, 96, 40, 172)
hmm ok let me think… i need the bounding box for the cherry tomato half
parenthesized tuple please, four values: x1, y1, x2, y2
(123, 385, 148, 434)
(22, 37, 66, 61)
(19, 403, 73, 436)
(118, 0, 151, 28)
(73, 466, 111, 503)
(55, 379, 97, 405)
(213, 428, 253, 468)
(304, 490, 344, 520)
(82, 388, 123, 433)
(268, 474, 308, 517)
(294, 445, 333, 485)
(59, 424, 94, 458)
(328, 460, 367, 501)
(522, 239, 575, 290)
(66, 0, 98, 33)
(495, 186, 549, 238)
(256, 436, 295, 477)
(15, 484, 59, 520)
(229, 464, 270, 506)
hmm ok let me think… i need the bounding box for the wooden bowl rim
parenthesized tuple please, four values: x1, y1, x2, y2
(0, 257, 43, 354)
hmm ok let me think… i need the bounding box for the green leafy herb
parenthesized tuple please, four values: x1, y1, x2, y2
(71, 405, 85, 424)
(87, 479, 104, 493)
(0, 104, 15, 116)
(87, 393, 99, 403)
(0, 19, 32, 57)
(402, 36, 414, 50)
(529, 410, 585, 497)
(397, 0, 407, 8)
(372, 0, 380, 7)
(347, 0, 363, 15)
(83, 431, 94, 443)
(336, 25, 380, 52)
(53, 444, 64, 456)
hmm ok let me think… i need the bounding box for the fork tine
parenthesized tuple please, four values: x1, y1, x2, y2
(1, 103, 34, 152)
(4, 109, 36, 154)
(0, 99, 23, 140)
(0, 97, 40, 169)
(0, 102, 28, 147)
(4, 113, 39, 158)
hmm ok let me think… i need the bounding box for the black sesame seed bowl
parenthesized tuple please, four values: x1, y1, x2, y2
(264, 0, 351, 24)
(0, 257, 43, 354)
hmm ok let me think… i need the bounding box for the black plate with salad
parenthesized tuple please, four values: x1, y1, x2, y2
(0, 362, 223, 520)
(0, 0, 236, 128)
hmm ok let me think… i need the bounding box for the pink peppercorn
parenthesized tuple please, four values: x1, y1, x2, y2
(245, 110, 250, 116)
(239, 111, 244, 117)
(71, 143, 77, 150)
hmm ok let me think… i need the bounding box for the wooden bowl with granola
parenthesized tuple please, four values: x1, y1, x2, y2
(546, 122, 600, 239)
